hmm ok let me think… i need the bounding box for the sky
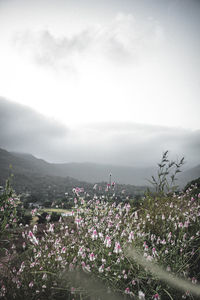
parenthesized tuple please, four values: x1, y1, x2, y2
(0, 0, 200, 167)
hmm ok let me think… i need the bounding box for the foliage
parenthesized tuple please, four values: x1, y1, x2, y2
(37, 212, 48, 224)
(148, 150, 184, 195)
(0, 153, 199, 299)
(184, 177, 200, 197)
(0, 179, 19, 238)
(1, 186, 199, 299)
(50, 211, 60, 222)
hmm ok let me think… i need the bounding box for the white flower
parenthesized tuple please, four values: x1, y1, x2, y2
(138, 290, 145, 299)
(99, 265, 104, 273)
(104, 235, 111, 248)
(113, 242, 122, 254)
(89, 252, 95, 261)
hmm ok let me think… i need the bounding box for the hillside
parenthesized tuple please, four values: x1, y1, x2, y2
(0, 148, 147, 203)
(3, 148, 154, 186)
(0, 148, 199, 192)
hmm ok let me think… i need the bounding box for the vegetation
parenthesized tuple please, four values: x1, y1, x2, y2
(0, 152, 199, 299)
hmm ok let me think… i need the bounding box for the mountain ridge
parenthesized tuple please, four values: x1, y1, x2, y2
(0, 148, 199, 189)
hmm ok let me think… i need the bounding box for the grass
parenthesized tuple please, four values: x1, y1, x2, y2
(42, 208, 71, 213)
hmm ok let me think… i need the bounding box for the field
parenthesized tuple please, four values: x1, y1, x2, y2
(42, 208, 71, 214)
(0, 186, 200, 299)
(0, 155, 200, 299)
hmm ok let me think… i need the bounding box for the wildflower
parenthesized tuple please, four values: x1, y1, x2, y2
(33, 224, 37, 233)
(28, 231, 39, 245)
(99, 265, 104, 273)
(98, 232, 104, 240)
(0, 285, 6, 297)
(138, 290, 145, 299)
(29, 281, 34, 288)
(83, 265, 91, 273)
(128, 231, 134, 242)
(104, 235, 111, 248)
(192, 277, 197, 284)
(61, 247, 66, 254)
(91, 229, 98, 240)
(46, 214, 51, 221)
(31, 208, 37, 216)
(113, 242, 122, 254)
(19, 261, 25, 273)
(152, 293, 160, 299)
(42, 273, 47, 280)
(47, 223, 54, 233)
(166, 266, 171, 272)
(152, 247, 158, 257)
(125, 287, 130, 294)
(89, 252, 95, 261)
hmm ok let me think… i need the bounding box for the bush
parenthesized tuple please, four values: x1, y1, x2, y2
(50, 211, 60, 222)
(0, 179, 18, 237)
(1, 189, 199, 299)
(37, 211, 48, 224)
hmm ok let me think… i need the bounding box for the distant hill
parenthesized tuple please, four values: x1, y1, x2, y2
(178, 164, 200, 188)
(0, 148, 199, 192)
(0, 148, 147, 202)
(6, 149, 154, 186)
(0, 148, 91, 196)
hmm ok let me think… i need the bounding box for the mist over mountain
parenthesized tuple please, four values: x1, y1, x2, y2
(0, 148, 199, 190)
(0, 97, 200, 170)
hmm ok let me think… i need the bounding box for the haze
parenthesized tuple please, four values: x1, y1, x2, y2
(0, 0, 199, 167)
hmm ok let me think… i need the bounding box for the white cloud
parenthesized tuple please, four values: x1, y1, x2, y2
(13, 13, 164, 71)
(1, 98, 199, 168)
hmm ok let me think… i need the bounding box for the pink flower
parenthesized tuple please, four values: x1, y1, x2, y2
(61, 247, 66, 254)
(33, 224, 37, 233)
(29, 281, 34, 288)
(152, 247, 158, 257)
(152, 293, 160, 299)
(91, 229, 98, 240)
(89, 252, 95, 261)
(138, 290, 145, 299)
(104, 235, 111, 248)
(125, 287, 130, 294)
(128, 231, 134, 243)
(99, 265, 104, 273)
(114, 242, 122, 254)
(28, 231, 39, 245)
(46, 214, 51, 221)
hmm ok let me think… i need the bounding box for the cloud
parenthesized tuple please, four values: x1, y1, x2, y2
(0, 97, 199, 168)
(13, 13, 164, 71)
(0, 97, 69, 156)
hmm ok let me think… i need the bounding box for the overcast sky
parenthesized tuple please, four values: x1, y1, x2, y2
(0, 0, 200, 167)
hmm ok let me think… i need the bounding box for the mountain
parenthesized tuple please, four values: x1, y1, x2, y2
(1, 148, 154, 186)
(0, 148, 92, 198)
(178, 164, 200, 188)
(0, 148, 199, 192)
(0, 148, 148, 203)
(52, 162, 155, 186)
